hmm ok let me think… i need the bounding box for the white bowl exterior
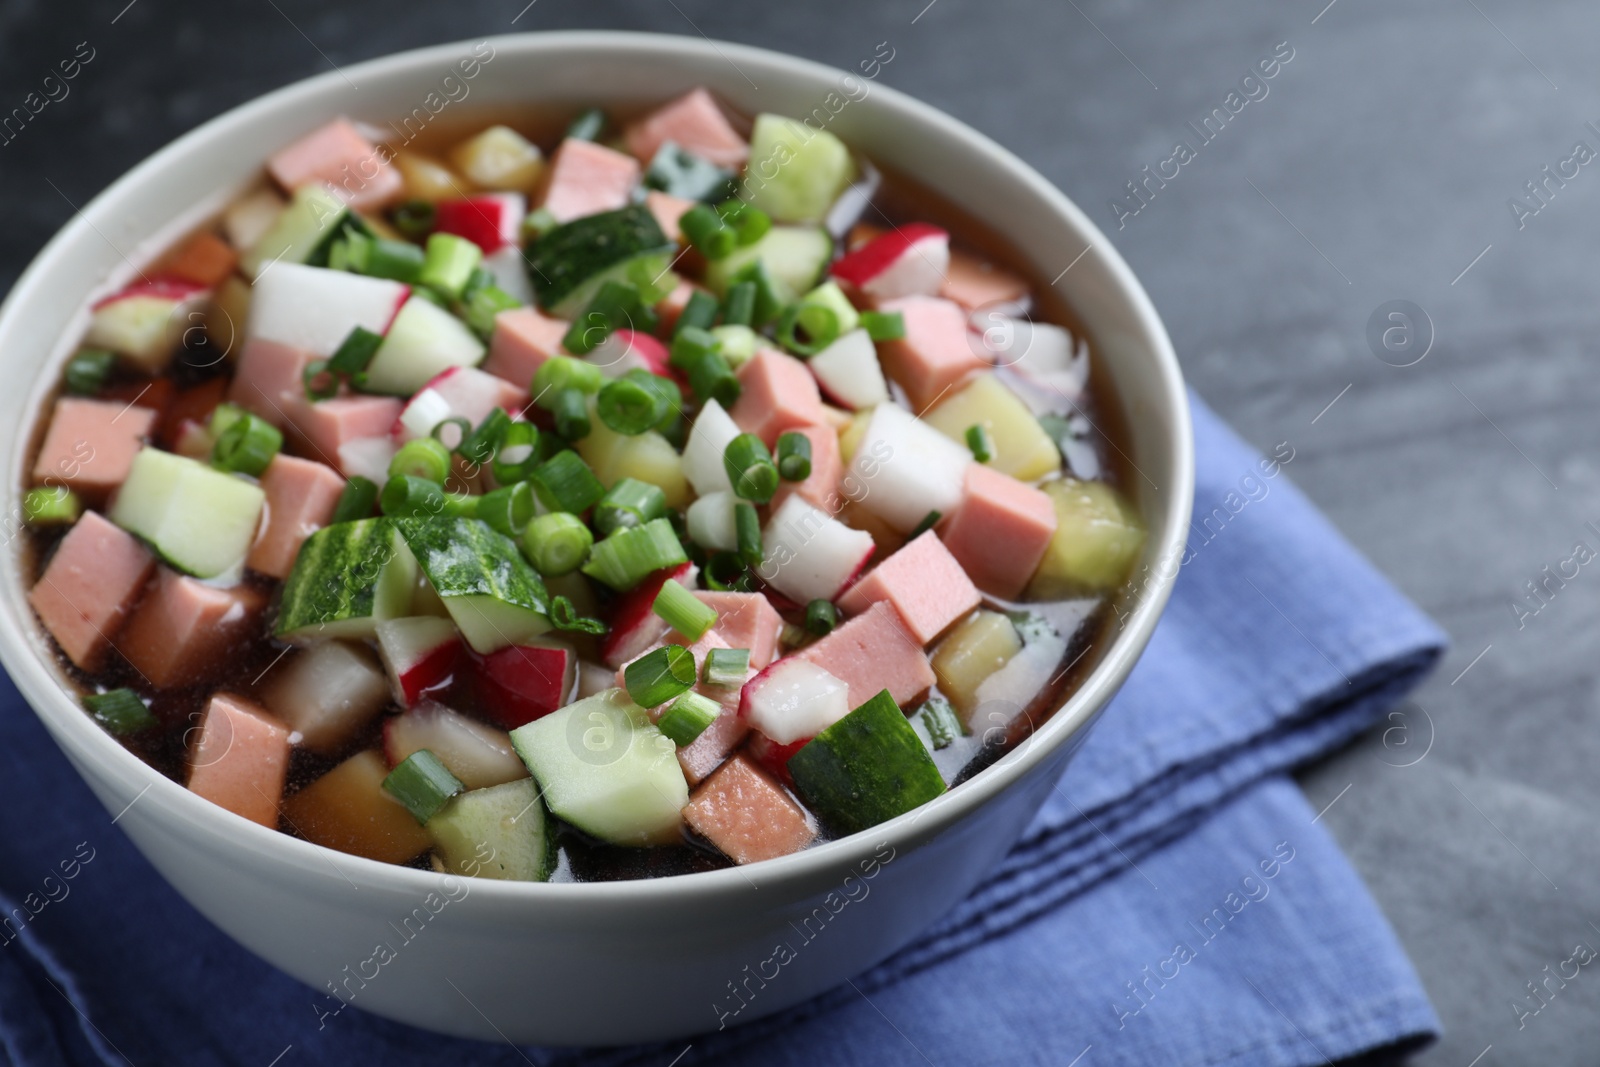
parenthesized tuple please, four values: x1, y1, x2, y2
(0, 33, 1192, 1045)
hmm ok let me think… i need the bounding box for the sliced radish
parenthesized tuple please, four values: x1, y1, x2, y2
(829, 222, 949, 301)
(846, 401, 971, 533)
(481, 245, 535, 306)
(374, 616, 462, 706)
(599, 561, 697, 669)
(245, 262, 409, 358)
(260, 640, 391, 754)
(746, 731, 808, 783)
(739, 657, 851, 745)
(586, 328, 672, 379)
(681, 398, 741, 496)
(85, 278, 211, 373)
(383, 699, 527, 790)
(394, 365, 527, 442)
(760, 495, 874, 605)
(975, 314, 1089, 406)
(807, 328, 889, 410)
(362, 295, 486, 396)
(470, 639, 577, 729)
(433, 193, 525, 254)
(685, 490, 739, 552)
(337, 435, 397, 483)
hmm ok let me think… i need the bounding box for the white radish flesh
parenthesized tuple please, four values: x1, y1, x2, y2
(740, 658, 851, 745)
(760, 494, 875, 604)
(384, 699, 527, 789)
(847, 402, 971, 533)
(260, 640, 390, 753)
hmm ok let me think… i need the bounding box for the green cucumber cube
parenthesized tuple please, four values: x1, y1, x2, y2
(396, 517, 551, 653)
(703, 225, 833, 305)
(110, 447, 265, 580)
(742, 114, 857, 223)
(788, 688, 947, 834)
(427, 778, 553, 881)
(275, 518, 418, 642)
(239, 183, 349, 280)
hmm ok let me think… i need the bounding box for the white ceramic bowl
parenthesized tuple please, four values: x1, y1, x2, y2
(0, 32, 1191, 1045)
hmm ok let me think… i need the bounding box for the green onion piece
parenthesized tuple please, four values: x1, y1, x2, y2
(490, 421, 540, 484)
(703, 551, 750, 592)
(860, 310, 906, 342)
(623, 368, 683, 436)
(63, 348, 116, 395)
(916, 695, 963, 750)
(909, 509, 943, 539)
(805, 598, 839, 636)
(356, 237, 426, 283)
(477, 481, 535, 538)
(207, 402, 246, 438)
(419, 232, 483, 299)
(966, 423, 995, 463)
(408, 286, 451, 308)
(720, 282, 756, 328)
(381, 474, 448, 517)
(464, 283, 522, 339)
(644, 143, 736, 202)
(716, 199, 772, 246)
(382, 749, 464, 824)
(597, 375, 668, 436)
(728, 259, 783, 325)
(669, 324, 719, 368)
(534, 355, 603, 398)
(734, 502, 763, 569)
(674, 288, 721, 337)
(702, 647, 751, 688)
(529, 450, 604, 514)
(83, 688, 155, 735)
(460, 266, 495, 300)
(582, 518, 688, 591)
(623, 644, 696, 708)
(551, 387, 592, 441)
(211, 412, 283, 477)
(653, 578, 717, 641)
(302, 359, 338, 401)
(460, 408, 511, 464)
(656, 690, 721, 746)
(430, 416, 473, 452)
(328, 326, 384, 379)
(594, 477, 668, 537)
(522, 206, 559, 242)
(562, 281, 656, 355)
(389, 437, 452, 483)
(520, 511, 594, 577)
(443, 491, 479, 519)
(550, 594, 608, 635)
(330, 475, 379, 523)
(23, 486, 82, 526)
(669, 329, 741, 408)
(776, 431, 813, 482)
(776, 302, 840, 357)
(391, 200, 436, 240)
(680, 204, 736, 259)
(708, 325, 757, 370)
(723, 434, 778, 504)
(566, 107, 607, 141)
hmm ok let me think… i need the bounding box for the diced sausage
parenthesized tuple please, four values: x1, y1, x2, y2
(27, 511, 155, 670)
(836, 530, 981, 644)
(119, 568, 266, 687)
(877, 295, 988, 412)
(624, 88, 750, 170)
(266, 118, 403, 211)
(683, 754, 815, 864)
(247, 454, 346, 579)
(31, 398, 157, 498)
(187, 693, 292, 828)
(729, 349, 826, 447)
(940, 464, 1057, 598)
(537, 139, 640, 223)
(797, 600, 935, 705)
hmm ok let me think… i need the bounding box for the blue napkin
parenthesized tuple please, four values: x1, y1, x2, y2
(0, 393, 1444, 1067)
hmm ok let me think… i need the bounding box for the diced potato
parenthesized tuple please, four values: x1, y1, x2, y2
(392, 151, 472, 201)
(932, 610, 1023, 716)
(1027, 479, 1146, 598)
(924, 373, 1061, 481)
(449, 125, 544, 193)
(576, 418, 690, 509)
(207, 276, 252, 360)
(281, 750, 432, 864)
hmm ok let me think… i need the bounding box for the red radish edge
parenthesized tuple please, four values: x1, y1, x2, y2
(828, 223, 948, 288)
(91, 277, 209, 310)
(600, 561, 696, 666)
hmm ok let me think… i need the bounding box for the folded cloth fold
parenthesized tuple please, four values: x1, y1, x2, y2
(0, 392, 1444, 1067)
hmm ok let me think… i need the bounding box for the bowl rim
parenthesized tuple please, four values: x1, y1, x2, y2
(0, 29, 1193, 905)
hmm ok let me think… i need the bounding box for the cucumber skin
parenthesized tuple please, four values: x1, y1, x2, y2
(427, 778, 552, 881)
(275, 518, 416, 641)
(238, 185, 350, 280)
(395, 517, 549, 610)
(788, 688, 947, 834)
(525, 205, 675, 315)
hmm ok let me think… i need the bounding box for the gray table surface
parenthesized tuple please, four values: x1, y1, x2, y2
(2, 0, 1592, 1063)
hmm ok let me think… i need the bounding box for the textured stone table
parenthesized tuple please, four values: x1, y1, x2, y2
(2, 1, 1595, 1062)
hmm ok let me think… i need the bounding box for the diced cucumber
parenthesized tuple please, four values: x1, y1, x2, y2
(396, 517, 551, 653)
(741, 114, 857, 223)
(703, 226, 833, 305)
(525, 205, 676, 317)
(427, 778, 553, 881)
(362, 297, 486, 396)
(1026, 479, 1147, 598)
(239, 184, 352, 280)
(109, 448, 265, 580)
(787, 688, 947, 834)
(799, 279, 860, 335)
(276, 518, 419, 642)
(509, 688, 688, 846)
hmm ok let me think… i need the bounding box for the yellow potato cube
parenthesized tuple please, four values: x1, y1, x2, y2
(1027, 479, 1146, 598)
(924, 373, 1061, 481)
(576, 415, 690, 509)
(932, 610, 1023, 717)
(449, 125, 544, 193)
(392, 151, 472, 201)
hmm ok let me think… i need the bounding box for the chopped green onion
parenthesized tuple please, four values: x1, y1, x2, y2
(419, 232, 483, 299)
(63, 348, 116, 395)
(330, 475, 379, 523)
(460, 408, 511, 465)
(566, 107, 607, 141)
(709, 324, 758, 370)
(520, 511, 594, 577)
(302, 359, 338, 401)
(389, 437, 452, 483)
(534, 354, 603, 398)
(716, 199, 772, 246)
(550, 594, 608, 635)
(528, 450, 605, 514)
(860, 310, 906, 342)
(805, 598, 839, 636)
(490, 421, 540, 484)
(669, 324, 719, 367)
(83, 688, 155, 735)
(328, 326, 384, 379)
(966, 423, 994, 463)
(909, 509, 942, 539)
(431, 416, 472, 451)
(211, 412, 283, 477)
(674, 288, 720, 337)
(382, 749, 464, 824)
(653, 578, 717, 641)
(582, 517, 688, 590)
(728, 259, 784, 326)
(720, 281, 756, 328)
(207, 402, 246, 438)
(464, 283, 522, 339)
(644, 143, 736, 202)
(624, 369, 683, 435)
(408, 286, 451, 308)
(597, 375, 668, 436)
(623, 644, 696, 708)
(734, 502, 763, 569)
(776, 431, 813, 482)
(550, 387, 592, 441)
(391, 200, 436, 240)
(477, 481, 535, 538)
(23, 486, 81, 526)
(916, 695, 963, 749)
(443, 491, 479, 519)
(776, 302, 841, 357)
(680, 204, 736, 259)
(656, 690, 721, 746)
(702, 647, 751, 688)
(595, 477, 668, 537)
(563, 281, 656, 355)
(670, 328, 740, 407)
(346, 235, 425, 283)
(703, 550, 750, 592)
(522, 206, 559, 241)
(381, 474, 447, 517)
(625, 258, 678, 306)
(723, 434, 778, 504)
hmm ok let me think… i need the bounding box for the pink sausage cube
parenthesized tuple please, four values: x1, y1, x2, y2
(798, 600, 936, 705)
(837, 530, 981, 644)
(119, 568, 267, 687)
(187, 693, 291, 828)
(228, 338, 319, 430)
(28, 511, 155, 671)
(484, 306, 569, 389)
(32, 398, 157, 498)
(295, 396, 404, 470)
(267, 118, 403, 211)
(878, 296, 988, 412)
(677, 702, 750, 786)
(729, 349, 826, 447)
(683, 754, 815, 865)
(645, 191, 696, 244)
(768, 424, 842, 514)
(938, 248, 1029, 311)
(941, 464, 1058, 598)
(247, 454, 346, 579)
(624, 88, 750, 170)
(690, 591, 783, 669)
(538, 139, 640, 224)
